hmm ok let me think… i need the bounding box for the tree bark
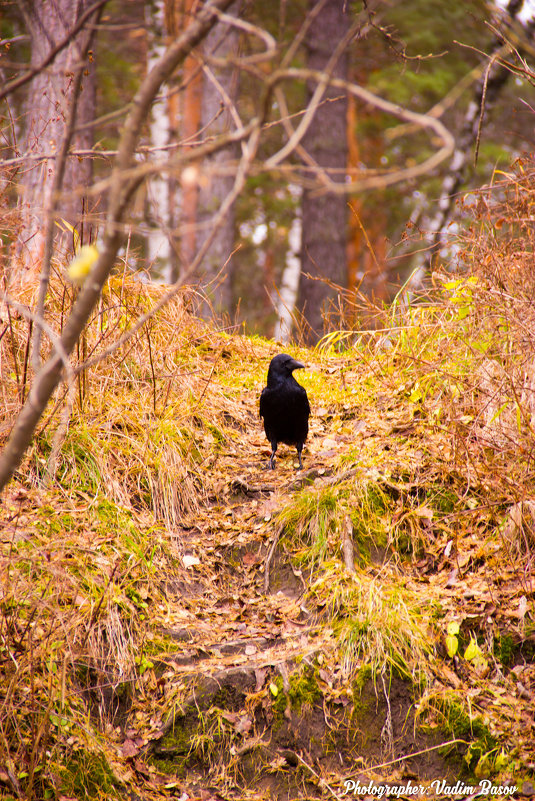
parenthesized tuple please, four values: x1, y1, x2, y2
(195, 2, 241, 317)
(13, 0, 97, 290)
(146, 0, 172, 279)
(297, 0, 349, 344)
(179, 0, 204, 275)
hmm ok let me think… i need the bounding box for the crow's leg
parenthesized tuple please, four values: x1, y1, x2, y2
(269, 441, 278, 470)
(296, 444, 304, 470)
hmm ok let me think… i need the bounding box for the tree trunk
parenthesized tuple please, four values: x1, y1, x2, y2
(297, 0, 349, 344)
(179, 0, 204, 275)
(418, 0, 532, 274)
(273, 199, 302, 343)
(195, 2, 241, 317)
(146, 0, 172, 280)
(13, 0, 96, 291)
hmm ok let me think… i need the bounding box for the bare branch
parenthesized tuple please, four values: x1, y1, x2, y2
(207, 8, 277, 65)
(266, 69, 454, 191)
(265, 20, 360, 169)
(74, 123, 261, 377)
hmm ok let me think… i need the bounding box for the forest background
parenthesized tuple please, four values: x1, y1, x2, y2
(3, 0, 535, 343)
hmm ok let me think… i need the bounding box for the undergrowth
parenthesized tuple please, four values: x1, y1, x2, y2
(2, 160, 535, 795)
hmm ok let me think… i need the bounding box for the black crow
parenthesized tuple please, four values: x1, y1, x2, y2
(260, 353, 311, 470)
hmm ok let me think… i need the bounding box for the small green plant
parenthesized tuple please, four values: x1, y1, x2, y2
(309, 563, 431, 682)
(277, 479, 390, 567)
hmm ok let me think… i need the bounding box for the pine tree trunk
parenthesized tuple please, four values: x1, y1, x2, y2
(179, 0, 204, 274)
(13, 0, 96, 290)
(297, 0, 348, 343)
(196, 2, 241, 317)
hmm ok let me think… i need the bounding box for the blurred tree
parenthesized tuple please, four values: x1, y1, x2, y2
(421, 0, 535, 271)
(179, 0, 204, 276)
(356, 0, 535, 290)
(145, 0, 172, 278)
(13, 0, 100, 290)
(296, 0, 349, 343)
(195, 1, 241, 317)
(175, 0, 241, 316)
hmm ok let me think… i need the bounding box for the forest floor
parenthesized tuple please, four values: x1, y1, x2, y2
(1, 278, 535, 800)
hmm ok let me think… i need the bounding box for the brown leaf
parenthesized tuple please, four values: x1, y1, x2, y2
(234, 715, 252, 735)
(133, 758, 151, 776)
(121, 738, 140, 758)
(242, 551, 260, 566)
(255, 667, 268, 690)
(446, 567, 458, 587)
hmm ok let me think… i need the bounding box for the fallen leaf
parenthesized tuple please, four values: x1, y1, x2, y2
(446, 567, 458, 587)
(182, 554, 200, 569)
(446, 634, 458, 658)
(121, 739, 140, 758)
(234, 715, 252, 735)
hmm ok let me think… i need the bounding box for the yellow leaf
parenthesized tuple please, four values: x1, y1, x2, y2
(269, 683, 279, 697)
(464, 637, 480, 661)
(445, 634, 458, 658)
(67, 244, 99, 284)
(56, 217, 80, 250)
(56, 217, 75, 234)
(447, 621, 460, 636)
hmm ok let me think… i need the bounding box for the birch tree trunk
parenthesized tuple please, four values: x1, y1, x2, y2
(273, 197, 302, 343)
(146, 0, 172, 279)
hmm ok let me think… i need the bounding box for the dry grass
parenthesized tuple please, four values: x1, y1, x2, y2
(0, 270, 268, 797)
(1, 159, 535, 795)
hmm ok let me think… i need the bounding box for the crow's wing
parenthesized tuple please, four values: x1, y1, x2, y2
(259, 386, 269, 419)
(299, 385, 311, 416)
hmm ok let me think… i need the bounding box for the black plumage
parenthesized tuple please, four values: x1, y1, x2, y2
(259, 353, 311, 470)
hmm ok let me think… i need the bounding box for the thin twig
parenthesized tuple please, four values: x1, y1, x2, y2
(292, 751, 345, 801)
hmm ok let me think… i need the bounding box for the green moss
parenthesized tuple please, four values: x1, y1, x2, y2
(57, 750, 118, 799)
(427, 485, 458, 515)
(271, 664, 322, 721)
(425, 696, 499, 777)
(156, 720, 193, 758)
(496, 634, 515, 668)
(354, 664, 373, 693)
(288, 665, 321, 711)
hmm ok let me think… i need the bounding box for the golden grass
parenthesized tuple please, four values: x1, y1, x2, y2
(1, 160, 535, 794)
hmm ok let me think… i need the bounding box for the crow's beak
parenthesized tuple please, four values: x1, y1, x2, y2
(290, 359, 305, 371)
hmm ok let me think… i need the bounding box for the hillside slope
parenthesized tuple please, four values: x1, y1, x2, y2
(1, 263, 535, 800)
